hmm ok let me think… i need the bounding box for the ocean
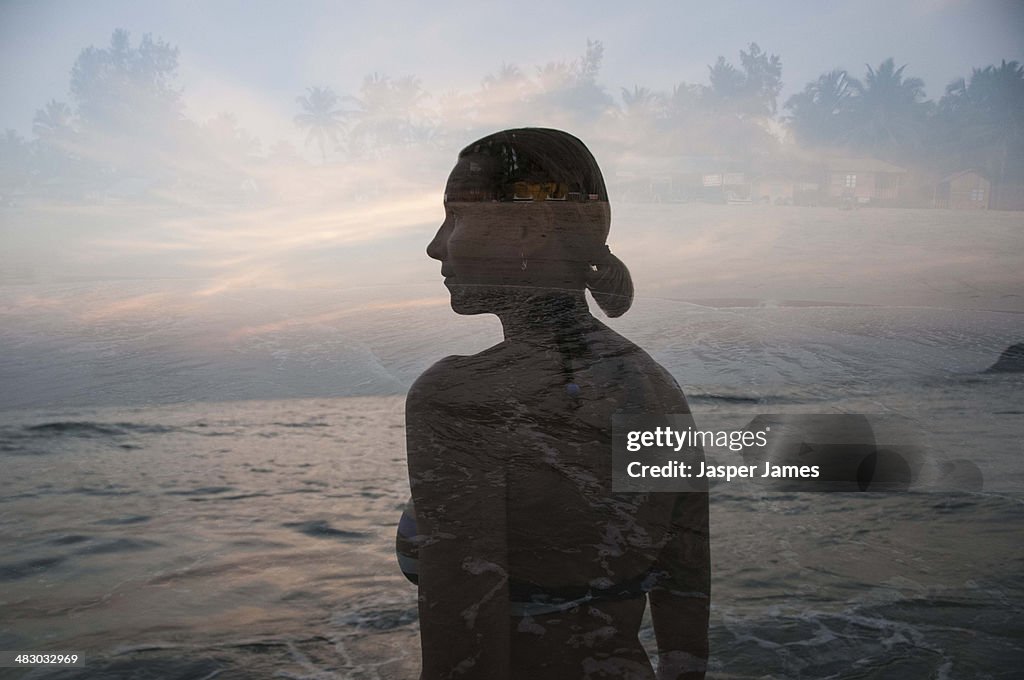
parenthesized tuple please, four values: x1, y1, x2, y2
(2, 201, 1023, 678)
(2, 300, 1022, 679)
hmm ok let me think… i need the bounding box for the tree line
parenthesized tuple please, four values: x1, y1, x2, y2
(2, 30, 1022, 205)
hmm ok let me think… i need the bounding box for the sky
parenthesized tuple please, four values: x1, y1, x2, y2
(2, 0, 1023, 144)
(1, 0, 1023, 408)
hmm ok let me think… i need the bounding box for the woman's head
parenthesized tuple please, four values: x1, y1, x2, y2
(450, 128, 608, 205)
(427, 128, 633, 317)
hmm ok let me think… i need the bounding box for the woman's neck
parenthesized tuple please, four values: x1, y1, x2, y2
(496, 291, 594, 345)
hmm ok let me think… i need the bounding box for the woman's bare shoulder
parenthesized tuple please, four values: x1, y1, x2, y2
(408, 345, 512, 406)
(592, 326, 690, 412)
(408, 355, 464, 402)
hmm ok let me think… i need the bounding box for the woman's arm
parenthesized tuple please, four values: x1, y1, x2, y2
(649, 489, 710, 680)
(406, 365, 511, 680)
(647, 370, 711, 680)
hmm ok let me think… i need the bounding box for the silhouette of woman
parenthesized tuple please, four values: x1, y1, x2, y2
(403, 129, 710, 679)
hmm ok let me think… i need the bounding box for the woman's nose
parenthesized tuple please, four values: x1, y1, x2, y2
(426, 220, 448, 261)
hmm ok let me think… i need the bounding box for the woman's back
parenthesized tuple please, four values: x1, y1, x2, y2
(497, 322, 690, 588)
(408, 321, 704, 676)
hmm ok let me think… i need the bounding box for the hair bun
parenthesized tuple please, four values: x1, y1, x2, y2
(586, 250, 633, 317)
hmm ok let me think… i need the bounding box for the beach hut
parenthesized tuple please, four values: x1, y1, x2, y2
(825, 158, 907, 204)
(934, 170, 990, 209)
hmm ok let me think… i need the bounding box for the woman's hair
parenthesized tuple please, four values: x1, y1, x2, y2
(456, 128, 634, 318)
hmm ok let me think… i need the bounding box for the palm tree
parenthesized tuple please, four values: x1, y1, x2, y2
(620, 85, 665, 121)
(849, 58, 928, 154)
(939, 60, 1024, 185)
(784, 69, 858, 147)
(294, 86, 346, 162)
(614, 86, 668, 155)
(345, 74, 430, 155)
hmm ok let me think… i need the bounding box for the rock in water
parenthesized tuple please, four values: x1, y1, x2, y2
(937, 459, 984, 492)
(985, 343, 1024, 373)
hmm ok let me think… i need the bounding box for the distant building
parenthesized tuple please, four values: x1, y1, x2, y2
(826, 158, 907, 204)
(611, 155, 712, 202)
(746, 155, 824, 205)
(934, 170, 990, 209)
(750, 175, 821, 205)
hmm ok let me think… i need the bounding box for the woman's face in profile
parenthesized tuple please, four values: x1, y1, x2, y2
(426, 154, 611, 315)
(427, 157, 525, 315)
